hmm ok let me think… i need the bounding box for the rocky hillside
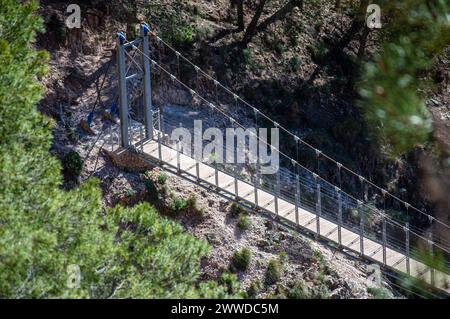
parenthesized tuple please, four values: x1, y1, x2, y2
(35, 0, 450, 298)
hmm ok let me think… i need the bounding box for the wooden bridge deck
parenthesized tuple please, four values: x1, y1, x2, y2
(118, 136, 450, 294)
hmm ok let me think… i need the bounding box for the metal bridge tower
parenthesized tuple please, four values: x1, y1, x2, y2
(116, 23, 153, 147)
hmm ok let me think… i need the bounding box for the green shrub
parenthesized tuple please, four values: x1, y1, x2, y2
(186, 194, 205, 217)
(367, 287, 392, 299)
(307, 41, 329, 64)
(232, 248, 252, 272)
(287, 56, 301, 72)
(174, 24, 195, 43)
(196, 24, 214, 41)
(157, 172, 168, 185)
(247, 280, 262, 298)
(242, 48, 252, 64)
(144, 179, 159, 202)
(219, 272, 243, 296)
(312, 249, 325, 264)
(236, 214, 251, 231)
(62, 150, 83, 181)
(229, 202, 246, 218)
(0, 0, 239, 299)
(279, 251, 289, 264)
(266, 259, 282, 285)
(288, 281, 310, 299)
(170, 195, 188, 213)
(311, 284, 331, 299)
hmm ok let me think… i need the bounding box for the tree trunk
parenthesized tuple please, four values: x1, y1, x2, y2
(357, 26, 370, 60)
(237, 0, 245, 31)
(242, 0, 267, 44)
(230, 0, 245, 30)
(256, 0, 303, 34)
(330, 0, 369, 56)
(335, 0, 341, 10)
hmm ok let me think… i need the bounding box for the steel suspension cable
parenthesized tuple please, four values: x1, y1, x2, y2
(147, 29, 450, 231)
(124, 39, 450, 255)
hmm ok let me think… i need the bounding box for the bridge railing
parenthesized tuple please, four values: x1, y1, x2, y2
(113, 26, 450, 289)
(143, 103, 450, 277)
(144, 27, 450, 242)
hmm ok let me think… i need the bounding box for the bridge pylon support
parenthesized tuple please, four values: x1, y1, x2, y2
(141, 23, 153, 140)
(116, 32, 129, 147)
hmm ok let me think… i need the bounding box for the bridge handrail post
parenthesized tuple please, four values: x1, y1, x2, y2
(254, 111, 259, 207)
(382, 214, 387, 265)
(295, 171, 300, 226)
(337, 188, 342, 247)
(275, 171, 280, 220)
(176, 140, 181, 173)
(141, 23, 153, 140)
(405, 222, 410, 275)
(316, 176, 321, 237)
(234, 164, 239, 200)
(196, 160, 200, 182)
(254, 166, 259, 207)
(359, 200, 364, 256)
(214, 161, 219, 190)
(157, 113, 162, 161)
(139, 122, 144, 152)
(116, 32, 129, 147)
(428, 235, 435, 286)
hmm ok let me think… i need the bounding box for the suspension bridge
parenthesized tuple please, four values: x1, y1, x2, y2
(93, 23, 450, 296)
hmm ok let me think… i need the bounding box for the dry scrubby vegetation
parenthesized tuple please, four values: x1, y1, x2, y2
(1, 0, 449, 299)
(134, 0, 450, 229)
(0, 0, 240, 298)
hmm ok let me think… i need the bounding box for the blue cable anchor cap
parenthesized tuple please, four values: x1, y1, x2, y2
(116, 32, 126, 44)
(141, 22, 150, 36)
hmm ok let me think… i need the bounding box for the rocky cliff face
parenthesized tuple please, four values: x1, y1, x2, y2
(35, 0, 427, 298)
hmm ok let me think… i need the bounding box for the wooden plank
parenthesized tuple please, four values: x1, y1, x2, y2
(118, 137, 450, 294)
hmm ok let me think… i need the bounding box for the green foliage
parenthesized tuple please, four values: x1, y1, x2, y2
(312, 249, 325, 264)
(173, 24, 195, 44)
(62, 150, 83, 181)
(242, 48, 253, 65)
(186, 194, 205, 218)
(0, 0, 237, 298)
(196, 23, 214, 41)
(247, 280, 262, 298)
(219, 272, 243, 297)
(144, 178, 159, 202)
(229, 202, 246, 218)
(307, 41, 329, 65)
(367, 286, 392, 299)
(236, 214, 251, 231)
(288, 281, 310, 299)
(157, 172, 168, 185)
(311, 284, 330, 299)
(169, 195, 188, 214)
(265, 259, 282, 285)
(287, 56, 301, 72)
(106, 204, 239, 298)
(231, 248, 252, 272)
(279, 251, 289, 264)
(145, 0, 196, 45)
(358, 0, 450, 156)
